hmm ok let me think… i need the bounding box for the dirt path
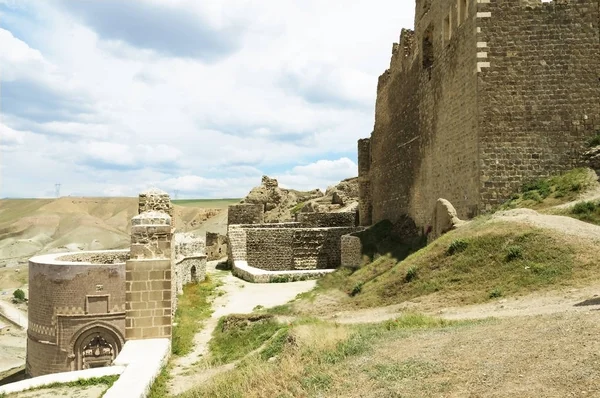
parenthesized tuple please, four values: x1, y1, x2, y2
(491, 208, 600, 241)
(167, 261, 316, 396)
(0, 299, 28, 330)
(325, 282, 600, 325)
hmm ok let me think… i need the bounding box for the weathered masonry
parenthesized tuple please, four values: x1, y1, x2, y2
(359, 0, 600, 228)
(26, 189, 206, 377)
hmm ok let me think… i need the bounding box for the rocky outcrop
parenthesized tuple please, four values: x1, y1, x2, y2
(428, 198, 467, 242)
(583, 146, 600, 174)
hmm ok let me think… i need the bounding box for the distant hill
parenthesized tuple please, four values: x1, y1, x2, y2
(0, 197, 239, 267)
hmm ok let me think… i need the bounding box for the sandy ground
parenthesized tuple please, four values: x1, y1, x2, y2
(167, 260, 316, 396)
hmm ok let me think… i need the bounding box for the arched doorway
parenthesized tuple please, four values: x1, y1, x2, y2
(72, 325, 123, 370)
(191, 265, 197, 282)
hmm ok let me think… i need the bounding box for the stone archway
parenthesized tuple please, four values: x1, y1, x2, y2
(72, 325, 122, 370)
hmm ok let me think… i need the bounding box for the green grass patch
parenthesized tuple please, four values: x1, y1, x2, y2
(147, 365, 171, 398)
(291, 202, 306, 215)
(500, 168, 595, 210)
(4, 375, 119, 397)
(208, 314, 285, 365)
(172, 276, 219, 356)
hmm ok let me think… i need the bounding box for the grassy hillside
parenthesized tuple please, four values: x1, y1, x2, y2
(279, 218, 599, 316)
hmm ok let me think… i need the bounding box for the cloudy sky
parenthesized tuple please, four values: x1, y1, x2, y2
(0, 0, 413, 199)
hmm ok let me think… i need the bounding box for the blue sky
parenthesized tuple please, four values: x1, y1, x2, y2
(0, 0, 414, 198)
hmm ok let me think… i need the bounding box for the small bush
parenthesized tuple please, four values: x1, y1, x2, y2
(349, 282, 364, 297)
(522, 190, 543, 203)
(587, 131, 600, 147)
(447, 239, 468, 255)
(572, 201, 598, 215)
(405, 267, 418, 282)
(12, 289, 25, 302)
(522, 179, 551, 199)
(489, 288, 503, 299)
(505, 246, 523, 262)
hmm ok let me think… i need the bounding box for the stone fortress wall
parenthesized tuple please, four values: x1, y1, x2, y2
(26, 189, 207, 377)
(359, 0, 600, 229)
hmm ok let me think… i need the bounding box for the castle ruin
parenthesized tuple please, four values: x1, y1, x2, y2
(26, 189, 206, 377)
(359, 0, 600, 229)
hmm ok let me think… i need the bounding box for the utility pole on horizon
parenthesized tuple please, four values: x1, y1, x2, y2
(55, 183, 61, 198)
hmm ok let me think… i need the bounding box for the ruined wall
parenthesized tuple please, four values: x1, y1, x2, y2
(244, 227, 357, 271)
(368, 0, 480, 228)
(26, 251, 127, 377)
(477, 0, 600, 209)
(138, 188, 173, 217)
(227, 204, 264, 225)
(173, 232, 207, 301)
(296, 212, 357, 228)
(206, 232, 228, 260)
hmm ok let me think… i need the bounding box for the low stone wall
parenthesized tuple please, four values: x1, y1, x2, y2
(232, 261, 335, 283)
(243, 227, 356, 271)
(296, 212, 357, 228)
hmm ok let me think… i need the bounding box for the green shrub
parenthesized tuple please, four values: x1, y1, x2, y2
(522, 190, 543, 203)
(587, 131, 600, 147)
(349, 282, 364, 297)
(572, 201, 597, 215)
(405, 267, 418, 282)
(505, 246, 523, 262)
(12, 289, 25, 302)
(447, 239, 468, 255)
(489, 288, 503, 299)
(522, 179, 551, 199)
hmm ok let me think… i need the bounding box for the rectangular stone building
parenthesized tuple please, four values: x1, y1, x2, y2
(359, 0, 600, 228)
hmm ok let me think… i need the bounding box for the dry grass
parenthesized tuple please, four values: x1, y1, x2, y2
(180, 315, 481, 398)
(180, 310, 600, 398)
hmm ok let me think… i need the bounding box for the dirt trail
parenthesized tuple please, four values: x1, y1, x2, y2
(326, 282, 600, 325)
(167, 261, 316, 396)
(491, 208, 600, 241)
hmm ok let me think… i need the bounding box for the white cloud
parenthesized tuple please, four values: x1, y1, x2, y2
(0, 1, 415, 198)
(277, 157, 358, 192)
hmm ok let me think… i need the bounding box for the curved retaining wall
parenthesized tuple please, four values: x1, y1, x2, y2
(27, 250, 128, 377)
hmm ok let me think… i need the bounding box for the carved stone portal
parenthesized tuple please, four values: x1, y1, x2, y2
(81, 334, 115, 369)
(73, 327, 121, 370)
